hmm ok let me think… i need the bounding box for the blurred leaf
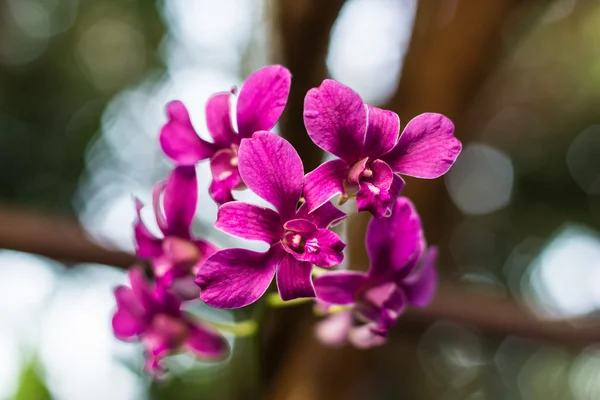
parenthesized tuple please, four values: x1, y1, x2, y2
(12, 359, 52, 400)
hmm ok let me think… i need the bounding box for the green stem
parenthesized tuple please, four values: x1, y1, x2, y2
(203, 319, 259, 337)
(265, 292, 313, 308)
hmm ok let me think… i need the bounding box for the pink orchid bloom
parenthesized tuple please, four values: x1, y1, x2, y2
(160, 65, 292, 205)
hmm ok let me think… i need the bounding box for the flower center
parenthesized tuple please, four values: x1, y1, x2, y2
(218, 170, 233, 181)
(283, 231, 306, 253)
(367, 183, 380, 195)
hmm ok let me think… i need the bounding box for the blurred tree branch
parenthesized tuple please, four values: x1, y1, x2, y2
(0, 204, 134, 267)
(0, 205, 598, 347)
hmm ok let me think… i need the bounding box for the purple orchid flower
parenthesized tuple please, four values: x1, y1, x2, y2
(112, 267, 228, 376)
(134, 166, 218, 300)
(159, 65, 292, 205)
(313, 197, 437, 348)
(195, 131, 347, 309)
(302, 79, 462, 218)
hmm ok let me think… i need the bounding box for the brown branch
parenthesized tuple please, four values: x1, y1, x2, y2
(0, 204, 597, 347)
(0, 204, 134, 268)
(404, 284, 600, 348)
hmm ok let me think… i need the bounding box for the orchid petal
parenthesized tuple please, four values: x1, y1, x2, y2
(366, 197, 424, 279)
(283, 218, 317, 234)
(236, 65, 291, 137)
(313, 271, 368, 305)
(347, 157, 369, 186)
(303, 159, 348, 213)
(209, 148, 240, 192)
(382, 113, 461, 178)
(133, 198, 162, 258)
(163, 166, 197, 236)
(160, 101, 216, 165)
(296, 201, 346, 229)
(169, 276, 201, 301)
(356, 160, 395, 217)
(112, 287, 144, 339)
(362, 105, 400, 158)
(238, 132, 303, 221)
(348, 324, 387, 349)
(209, 179, 235, 205)
(205, 92, 237, 146)
(184, 319, 229, 360)
(384, 174, 406, 216)
(356, 183, 391, 218)
(128, 267, 156, 311)
(215, 201, 283, 244)
(284, 228, 345, 267)
(276, 253, 315, 301)
(402, 246, 438, 307)
(303, 79, 366, 163)
(315, 311, 353, 347)
(196, 247, 280, 308)
(192, 239, 219, 265)
(383, 286, 407, 314)
(162, 237, 200, 268)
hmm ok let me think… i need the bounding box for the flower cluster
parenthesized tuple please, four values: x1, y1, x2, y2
(112, 65, 461, 375)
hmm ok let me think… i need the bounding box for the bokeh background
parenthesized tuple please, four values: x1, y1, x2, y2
(1, 0, 600, 399)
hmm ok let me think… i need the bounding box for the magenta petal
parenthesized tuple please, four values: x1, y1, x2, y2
(196, 247, 280, 308)
(348, 324, 387, 349)
(370, 160, 394, 190)
(143, 338, 169, 377)
(356, 183, 391, 218)
(303, 79, 367, 163)
(193, 239, 219, 265)
(296, 201, 346, 229)
(209, 179, 235, 205)
(315, 311, 353, 347)
(276, 253, 315, 301)
(236, 65, 292, 138)
(303, 159, 349, 213)
(356, 160, 394, 217)
(382, 113, 462, 179)
(384, 174, 406, 216)
(112, 287, 144, 339)
(287, 228, 346, 267)
(184, 319, 229, 360)
(402, 246, 438, 307)
(133, 198, 162, 258)
(205, 92, 238, 146)
(162, 237, 200, 267)
(238, 132, 303, 221)
(283, 218, 317, 234)
(314, 271, 368, 305)
(347, 157, 369, 186)
(160, 101, 216, 165)
(366, 197, 424, 279)
(163, 166, 197, 236)
(209, 149, 240, 189)
(169, 276, 201, 301)
(152, 182, 169, 234)
(128, 267, 157, 311)
(362, 105, 400, 159)
(208, 148, 240, 205)
(215, 201, 283, 244)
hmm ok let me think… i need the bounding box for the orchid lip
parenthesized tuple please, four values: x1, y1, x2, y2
(283, 231, 308, 253)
